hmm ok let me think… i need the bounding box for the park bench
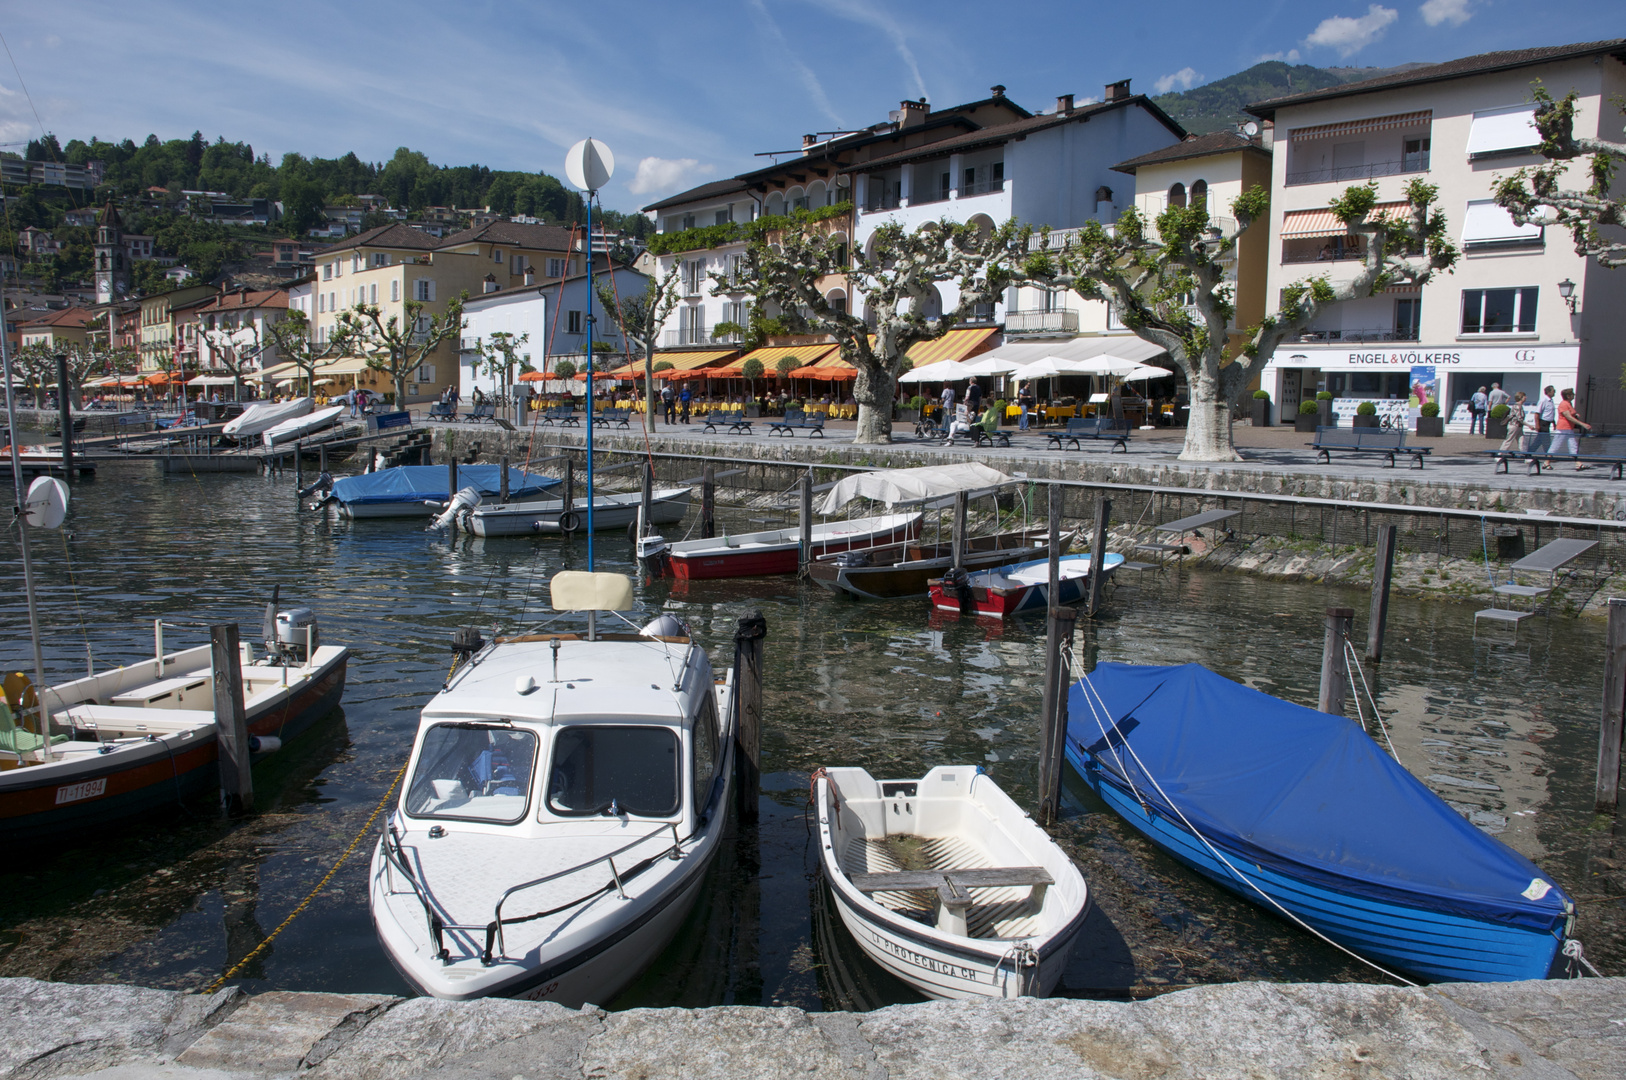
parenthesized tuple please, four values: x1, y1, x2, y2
(592, 408, 632, 430)
(427, 400, 456, 421)
(1046, 417, 1131, 453)
(1309, 427, 1430, 469)
(539, 407, 579, 427)
(463, 402, 496, 423)
(767, 410, 826, 438)
(1489, 433, 1626, 478)
(703, 414, 753, 435)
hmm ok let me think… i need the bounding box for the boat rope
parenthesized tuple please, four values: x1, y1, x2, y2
(524, 221, 584, 471)
(1341, 636, 1402, 766)
(1561, 938, 1603, 977)
(201, 760, 409, 995)
(56, 529, 96, 676)
(1479, 516, 1498, 589)
(1072, 668, 1420, 988)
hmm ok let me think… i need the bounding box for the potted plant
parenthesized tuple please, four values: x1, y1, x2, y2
(1251, 389, 1271, 427)
(1316, 390, 1334, 428)
(1486, 402, 1510, 440)
(1353, 401, 1380, 428)
(1295, 399, 1320, 433)
(896, 393, 920, 423)
(1415, 401, 1444, 438)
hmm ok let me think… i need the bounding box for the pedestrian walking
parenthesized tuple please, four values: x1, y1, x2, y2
(679, 385, 692, 424)
(661, 383, 675, 425)
(965, 377, 983, 414)
(939, 383, 955, 422)
(1550, 388, 1591, 469)
(1469, 386, 1489, 435)
(1497, 391, 1527, 454)
(1537, 385, 1557, 433)
(1017, 383, 1034, 431)
(1487, 382, 1509, 409)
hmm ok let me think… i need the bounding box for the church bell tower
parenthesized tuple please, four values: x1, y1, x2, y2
(94, 199, 130, 304)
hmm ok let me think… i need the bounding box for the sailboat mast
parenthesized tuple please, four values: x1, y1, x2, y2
(584, 190, 596, 570)
(0, 273, 54, 761)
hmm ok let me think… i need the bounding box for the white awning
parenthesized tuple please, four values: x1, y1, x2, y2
(1466, 105, 1539, 158)
(977, 336, 1167, 367)
(819, 463, 1013, 515)
(189, 375, 242, 386)
(1461, 199, 1542, 245)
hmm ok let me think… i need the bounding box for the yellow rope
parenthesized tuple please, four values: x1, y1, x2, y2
(202, 760, 408, 994)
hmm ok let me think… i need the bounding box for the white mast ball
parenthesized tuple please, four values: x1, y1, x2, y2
(565, 138, 615, 192)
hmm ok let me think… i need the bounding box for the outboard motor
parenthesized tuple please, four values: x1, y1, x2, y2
(298, 471, 333, 500)
(945, 567, 975, 612)
(637, 534, 670, 577)
(639, 613, 689, 639)
(429, 486, 482, 531)
(274, 608, 320, 664)
(832, 550, 872, 569)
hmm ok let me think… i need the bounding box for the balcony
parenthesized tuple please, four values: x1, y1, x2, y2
(961, 178, 1004, 197)
(1289, 327, 1421, 343)
(1283, 246, 1369, 265)
(863, 191, 902, 212)
(664, 327, 711, 347)
(1004, 309, 1079, 335)
(1286, 155, 1429, 186)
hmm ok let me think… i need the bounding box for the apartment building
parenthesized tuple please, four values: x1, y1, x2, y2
(138, 284, 216, 373)
(188, 288, 291, 375)
(18, 306, 95, 351)
(1248, 39, 1626, 426)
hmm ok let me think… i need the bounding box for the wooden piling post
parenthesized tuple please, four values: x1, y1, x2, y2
(642, 460, 655, 539)
(733, 611, 767, 825)
(951, 489, 968, 572)
(55, 354, 72, 472)
(293, 440, 303, 507)
(1598, 598, 1626, 813)
(799, 470, 813, 573)
(1367, 524, 1397, 662)
(1037, 607, 1078, 826)
(1319, 607, 1354, 716)
(499, 455, 509, 504)
(319, 442, 328, 475)
(447, 459, 458, 506)
(210, 623, 253, 814)
(702, 463, 716, 539)
(1087, 497, 1111, 618)
(1047, 483, 1062, 608)
(563, 457, 575, 522)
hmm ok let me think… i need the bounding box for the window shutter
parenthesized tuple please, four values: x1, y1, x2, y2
(391, 279, 400, 303)
(426, 280, 436, 301)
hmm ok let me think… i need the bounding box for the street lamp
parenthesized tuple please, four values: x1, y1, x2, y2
(1558, 278, 1578, 314)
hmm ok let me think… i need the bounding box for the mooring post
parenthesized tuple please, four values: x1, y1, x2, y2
(293, 439, 303, 507)
(1047, 483, 1062, 608)
(563, 457, 575, 519)
(210, 623, 253, 814)
(1319, 606, 1354, 716)
(799, 470, 813, 573)
(446, 459, 458, 507)
(1367, 524, 1397, 662)
(499, 455, 509, 504)
(1087, 496, 1111, 618)
(951, 489, 968, 572)
(702, 463, 716, 539)
(641, 460, 655, 539)
(55, 353, 72, 472)
(319, 442, 328, 475)
(733, 610, 767, 825)
(1598, 598, 1626, 813)
(1037, 607, 1078, 826)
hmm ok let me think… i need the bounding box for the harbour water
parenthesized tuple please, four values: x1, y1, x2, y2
(1, 462, 1620, 1004)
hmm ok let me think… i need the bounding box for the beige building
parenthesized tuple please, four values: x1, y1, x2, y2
(307, 222, 583, 403)
(138, 284, 215, 373)
(1248, 39, 1626, 427)
(18, 306, 95, 351)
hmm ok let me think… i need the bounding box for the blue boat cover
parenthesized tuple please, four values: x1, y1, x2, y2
(331, 465, 556, 506)
(1069, 663, 1571, 933)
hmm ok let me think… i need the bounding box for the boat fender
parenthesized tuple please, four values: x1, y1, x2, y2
(557, 510, 581, 534)
(249, 735, 281, 754)
(639, 614, 689, 638)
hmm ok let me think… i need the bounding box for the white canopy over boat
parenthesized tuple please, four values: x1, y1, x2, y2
(223, 397, 313, 438)
(819, 463, 1012, 516)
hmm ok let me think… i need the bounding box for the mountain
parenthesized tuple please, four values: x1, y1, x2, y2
(1153, 61, 1436, 135)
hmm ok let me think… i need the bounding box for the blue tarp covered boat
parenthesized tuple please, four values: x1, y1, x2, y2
(332, 465, 557, 518)
(1067, 662, 1576, 983)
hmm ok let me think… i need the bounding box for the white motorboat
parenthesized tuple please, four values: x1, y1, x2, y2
(223, 397, 313, 439)
(469, 487, 691, 537)
(369, 571, 736, 1004)
(262, 405, 345, 447)
(814, 765, 1089, 1000)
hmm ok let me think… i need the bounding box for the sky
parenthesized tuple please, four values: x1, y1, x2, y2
(0, 0, 1620, 213)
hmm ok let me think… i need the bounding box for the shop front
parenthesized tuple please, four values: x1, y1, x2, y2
(1262, 343, 1579, 430)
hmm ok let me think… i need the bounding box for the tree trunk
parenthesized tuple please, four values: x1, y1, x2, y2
(851, 362, 896, 444)
(395, 374, 408, 408)
(643, 342, 656, 432)
(1179, 400, 1240, 461)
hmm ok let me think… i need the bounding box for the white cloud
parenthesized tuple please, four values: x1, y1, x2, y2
(1303, 5, 1400, 58)
(1419, 0, 1473, 27)
(627, 157, 714, 196)
(1254, 49, 1303, 64)
(816, 0, 929, 101)
(1154, 67, 1204, 94)
(746, 0, 841, 126)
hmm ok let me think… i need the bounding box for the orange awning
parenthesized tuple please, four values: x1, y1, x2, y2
(904, 327, 999, 366)
(788, 354, 857, 380)
(718, 343, 839, 378)
(1281, 202, 1411, 239)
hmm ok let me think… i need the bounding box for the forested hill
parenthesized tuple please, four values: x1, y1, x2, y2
(1153, 61, 1434, 134)
(13, 132, 650, 236)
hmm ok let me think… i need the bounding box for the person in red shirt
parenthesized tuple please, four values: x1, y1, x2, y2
(1550, 388, 1591, 469)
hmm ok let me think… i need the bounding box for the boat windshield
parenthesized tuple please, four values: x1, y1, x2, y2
(546, 725, 679, 818)
(405, 723, 537, 824)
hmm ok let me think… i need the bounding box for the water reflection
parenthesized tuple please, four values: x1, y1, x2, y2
(0, 463, 1619, 1002)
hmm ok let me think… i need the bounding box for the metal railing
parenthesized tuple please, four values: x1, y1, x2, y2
(1004, 309, 1079, 334)
(961, 178, 1005, 197)
(1286, 156, 1429, 186)
(664, 327, 710, 346)
(1289, 327, 1420, 343)
(1282, 247, 1368, 264)
(863, 191, 902, 212)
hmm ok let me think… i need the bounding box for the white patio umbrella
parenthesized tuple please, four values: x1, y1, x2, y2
(1069, 355, 1146, 376)
(960, 356, 1023, 376)
(1015, 355, 1102, 379)
(898, 359, 970, 383)
(1121, 364, 1173, 382)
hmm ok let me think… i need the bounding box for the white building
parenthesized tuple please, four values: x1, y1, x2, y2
(1248, 40, 1626, 427)
(457, 258, 646, 399)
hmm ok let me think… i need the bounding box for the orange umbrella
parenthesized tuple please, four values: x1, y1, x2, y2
(517, 370, 549, 382)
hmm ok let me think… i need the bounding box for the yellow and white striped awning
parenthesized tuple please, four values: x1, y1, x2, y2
(904, 327, 999, 366)
(1280, 201, 1411, 239)
(1289, 111, 1431, 142)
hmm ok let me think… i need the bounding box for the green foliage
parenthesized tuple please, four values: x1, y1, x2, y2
(1489, 403, 1511, 420)
(741, 358, 765, 381)
(1329, 182, 1378, 224)
(1150, 60, 1428, 134)
(909, 395, 925, 411)
(1252, 389, 1270, 400)
(1419, 401, 1440, 417)
(1231, 185, 1270, 229)
(1298, 399, 1320, 415)
(552, 359, 577, 381)
(646, 201, 853, 256)
(775, 355, 799, 379)
(1356, 401, 1377, 415)
(653, 360, 675, 372)
(1315, 390, 1333, 401)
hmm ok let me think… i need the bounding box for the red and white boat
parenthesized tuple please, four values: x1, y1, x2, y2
(927, 553, 1124, 619)
(640, 512, 922, 581)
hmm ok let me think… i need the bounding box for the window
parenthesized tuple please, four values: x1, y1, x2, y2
(415, 279, 435, 302)
(826, 290, 847, 315)
(334, 259, 342, 277)
(1394, 298, 1421, 340)
(728, 254, 745, 286)
(715, 209, 730, 226)
(692, 698, 718, 814)
(1402, 136, 1431, 172)
(493, 248, 503, 263)
(352, 254, 362, 273)
(417, 364, 434, 382)
(547, 725, 680, 818)
(1190, 179, 1207, 210)
(1466, 105, 1539, 159)
(964, 167, 976, 191)
(511, 254, 527, 274)
(369, 283, 377, 304)
(939, 172, 951, 200)
(323, 263, 332, 281)
(317, 292, 325, 314)
(328, 291, 336, 311)
(404, 724, 537, 824)
(547, 257, 567, 277)
(682, 259, 704, 295)
(1461, 287, 1538, 334)
(681, 214, 696, 230)
(1168, 183, 1187, 208)
(567, 310, 583, 334)
(372, 253, 389, 267)
(391, 279, 400, 303)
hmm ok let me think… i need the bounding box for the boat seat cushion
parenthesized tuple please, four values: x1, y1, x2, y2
(849, 867, 1053, 892)
(60, 704, 217, 734)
